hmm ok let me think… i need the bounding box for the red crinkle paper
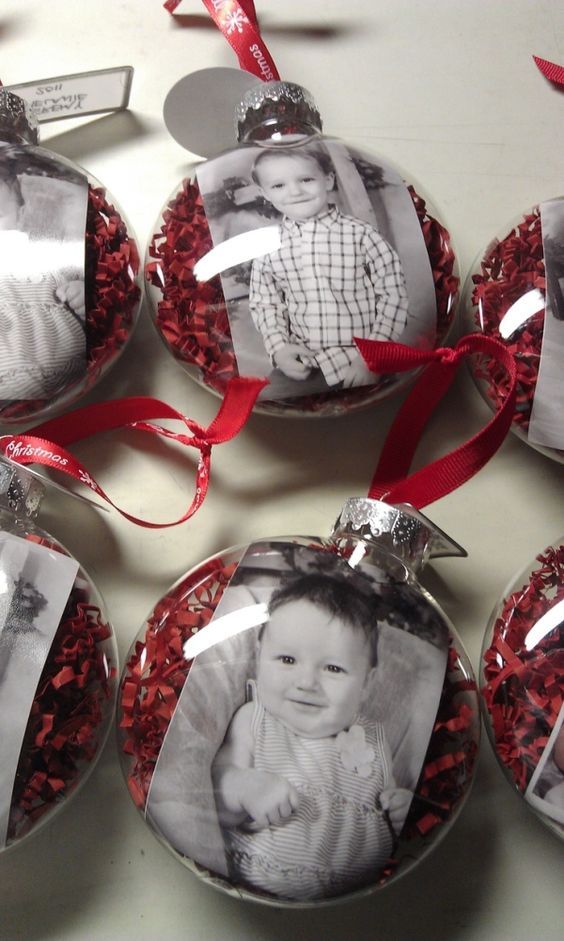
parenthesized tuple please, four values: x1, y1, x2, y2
(482, 543, 564, 795)
(0, 185, 140, 423)
(119, 557, 477, 889)
(146, 180, 459, 415)
(7, 534, 115, 844)
(470, 208, 558, 445)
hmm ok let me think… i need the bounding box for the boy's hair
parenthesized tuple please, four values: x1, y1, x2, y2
(251, 145, 335, 187)
(266, 572, 379, 666)
(0, 171, 24, 208)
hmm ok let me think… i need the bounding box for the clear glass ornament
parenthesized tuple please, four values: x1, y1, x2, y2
(146, 81, 459, 418)
(0, 90, 141, 426)
(481, 538, 564, 840)
(118, 499, 478, 906)
(0, 459, 117, 852)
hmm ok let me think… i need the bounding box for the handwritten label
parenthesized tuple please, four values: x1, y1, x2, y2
(5, 66, 133, 123)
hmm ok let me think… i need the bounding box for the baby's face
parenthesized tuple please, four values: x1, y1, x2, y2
(256, 598, 374, 739)
(0, 180, 22, 230)
(255, 154, 334, 221)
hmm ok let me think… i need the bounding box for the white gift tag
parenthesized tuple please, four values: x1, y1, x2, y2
(5, 66, 133, 123)
(163, 68, 262, 158)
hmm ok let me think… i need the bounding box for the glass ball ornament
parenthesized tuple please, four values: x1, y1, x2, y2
(146, 81, 459, 418)
(0, 90, 141, 426)
(118, 499, 479, 906)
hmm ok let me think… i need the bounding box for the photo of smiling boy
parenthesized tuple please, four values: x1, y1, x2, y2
(212, 573, 411, 901)
(248, 146, 409, 389)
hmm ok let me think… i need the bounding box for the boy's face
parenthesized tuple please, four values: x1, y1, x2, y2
(0, 180, 22, 230)
(256, 598, 374, 739)
(255, 154, 334, 221)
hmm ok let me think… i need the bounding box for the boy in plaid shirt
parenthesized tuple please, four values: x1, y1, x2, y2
(248, 146, 408, 388)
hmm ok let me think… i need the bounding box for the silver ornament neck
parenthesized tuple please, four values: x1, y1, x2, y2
(0, 90, 39, 146)
(235, 81, 322, 142)
(330, 497, 466, 575)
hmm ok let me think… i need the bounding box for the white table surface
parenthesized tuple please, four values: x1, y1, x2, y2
(0, 2, 563, 939)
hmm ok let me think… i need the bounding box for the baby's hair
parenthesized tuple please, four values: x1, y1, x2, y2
(265, 572, 379, 666)
(251, 145, 335, 186)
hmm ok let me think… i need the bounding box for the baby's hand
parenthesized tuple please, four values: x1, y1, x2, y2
(240, 771, 300, 829)
(380, 787, 412, 835)
(341, 354, 377, 389)
(273, 343, 314, 381)
(56, 279, 86, 318)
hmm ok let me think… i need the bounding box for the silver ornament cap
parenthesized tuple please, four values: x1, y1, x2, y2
(331, 497, 466, 574)
(235, 81, 322, 141)
(0, 458, 44, 519)
(0, 90, 39, 145)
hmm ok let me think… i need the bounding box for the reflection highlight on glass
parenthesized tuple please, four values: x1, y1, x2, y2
(525, 597, 564, 651)
(183, 602, 268, 660)
(193, 226, 280, 281)
(497, 288, 544, 340)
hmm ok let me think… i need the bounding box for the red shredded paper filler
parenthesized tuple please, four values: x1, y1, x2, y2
(482, 543, 564, 797)
(6, 534, 114, 844)
(470, 206, 563, 458)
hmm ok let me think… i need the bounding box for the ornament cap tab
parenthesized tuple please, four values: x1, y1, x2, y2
(0, 90, 39, 145)
(0, 457, 44, 519)
(331, 497, 467, 573)
(235, 81, 322, 141)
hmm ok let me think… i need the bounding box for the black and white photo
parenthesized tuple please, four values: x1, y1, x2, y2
(528, 197, 564, 449)
(0, 531, 78, 846)
(0, 145, 88, 404)
(195, 138, 436, 401)
(147, 543, 448, 901)
(525, 702, 564, 827)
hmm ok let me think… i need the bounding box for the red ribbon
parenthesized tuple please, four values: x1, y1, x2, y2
(165, 1, 279, 82)
(0, 377, 266, 528)
(356, 333, 517, 509)
(533, 55, 564, 87)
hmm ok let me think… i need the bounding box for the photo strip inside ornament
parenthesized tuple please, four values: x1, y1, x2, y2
(462, 197, 564, 463)
(119, 501, 479, 906)
(0, 90, 141, 426)
(146, 79, 459, 418)
(0, 457, 117, 851)
(481, 538, 564, 840)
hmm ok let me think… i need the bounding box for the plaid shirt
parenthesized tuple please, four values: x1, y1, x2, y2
(249, 207, 408, 385)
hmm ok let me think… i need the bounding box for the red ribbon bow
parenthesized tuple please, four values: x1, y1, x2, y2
(356, 333, 517, 508)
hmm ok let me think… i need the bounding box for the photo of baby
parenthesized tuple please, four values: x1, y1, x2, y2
(146, 543, 449, 903)
(0, 146, 88, 405)
(526, 702, 564, 827)
(195, 138, 437, 401)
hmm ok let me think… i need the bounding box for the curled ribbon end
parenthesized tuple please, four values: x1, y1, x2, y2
(532, 55, 564, 87)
